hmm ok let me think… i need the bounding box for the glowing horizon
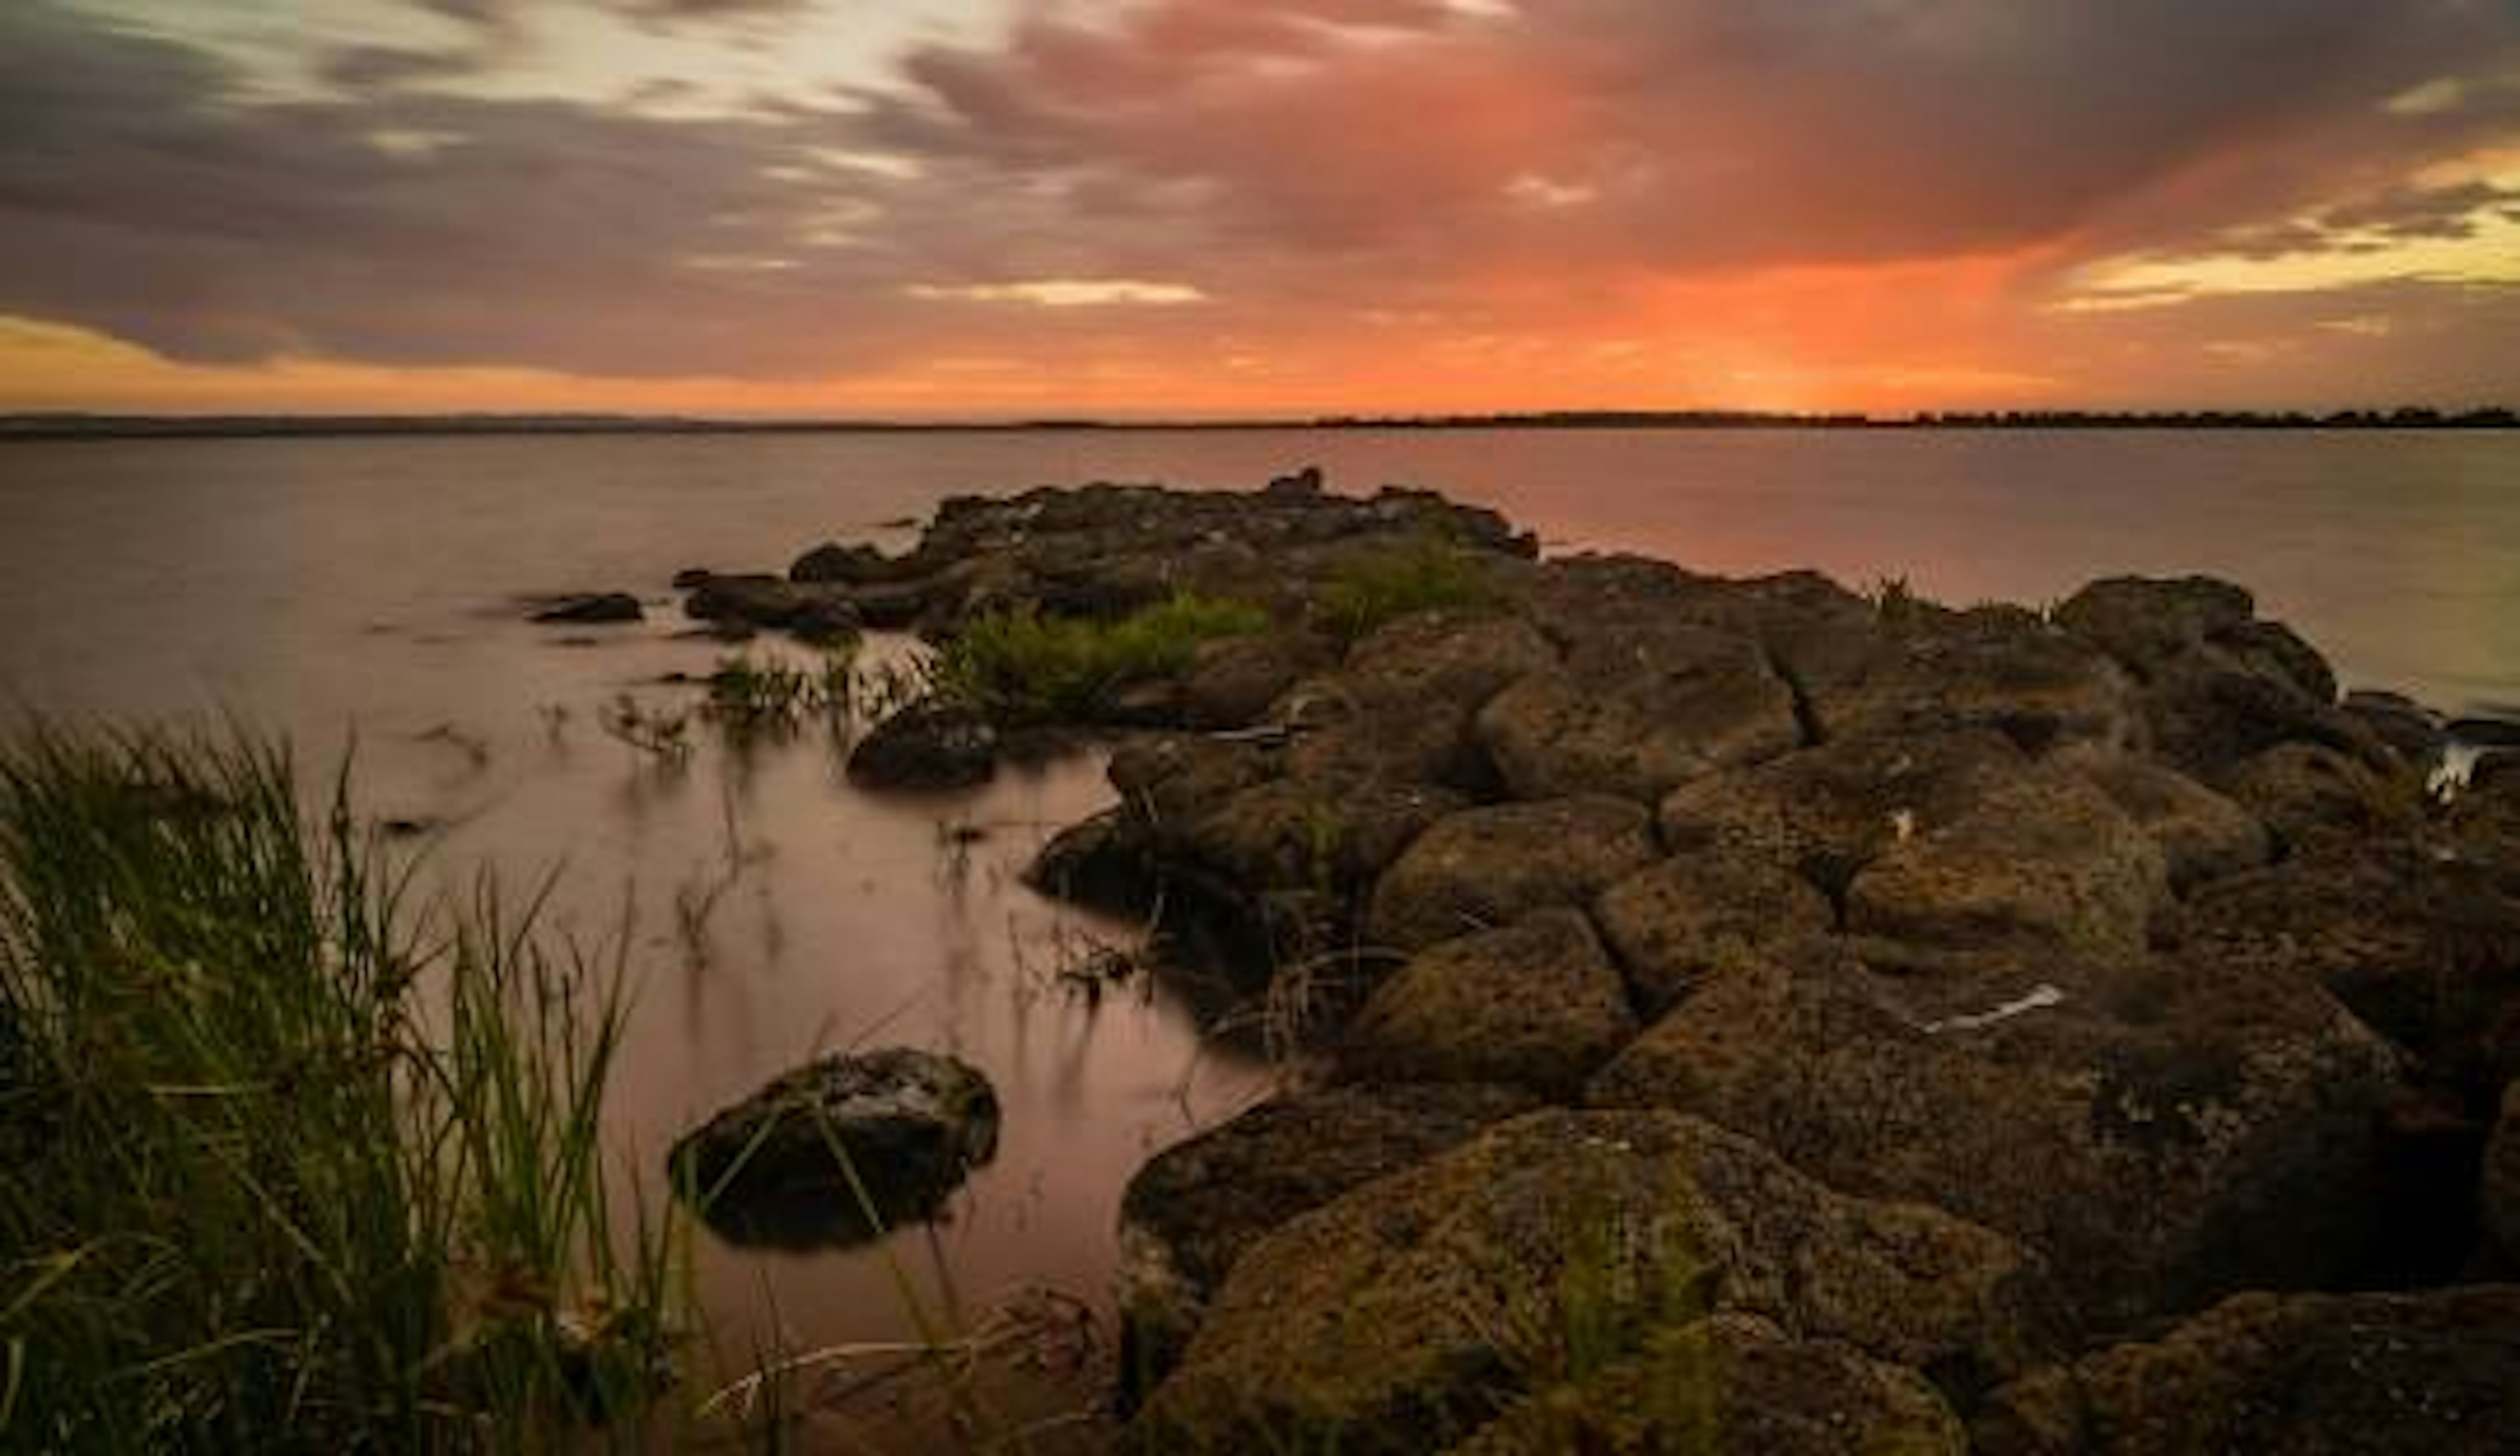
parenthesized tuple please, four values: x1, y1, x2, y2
(4, 0, 2516, 417)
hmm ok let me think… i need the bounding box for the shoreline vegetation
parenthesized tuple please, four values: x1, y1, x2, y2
(2, 404, 2516, 440)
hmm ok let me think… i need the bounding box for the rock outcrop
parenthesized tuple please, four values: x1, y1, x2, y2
(1137, 1111, 2063, 1453)
(668, 1048, 998, 1249)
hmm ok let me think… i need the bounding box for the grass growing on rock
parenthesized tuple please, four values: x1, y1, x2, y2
(0, 723, 680, 1451)
(1312, 535, 1503, 642)
(936, 593, 1269, 725)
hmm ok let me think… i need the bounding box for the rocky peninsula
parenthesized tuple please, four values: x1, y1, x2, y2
(677, 471, 2520, 1453)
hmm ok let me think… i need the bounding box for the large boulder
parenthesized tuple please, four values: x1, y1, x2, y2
(669, 1049, 998, 1249)
(2074, 755, 2269, 895)
(845, 698, 998, 790)
(1796, 605, 2135, 755)
(1451, 1314, 1966, 1455)
(1137, 1111, 2064, 1453)
(1593, 850, 1834, 1018)
(789, 539, 898, 585)
(1658, 729, 2029, 902)
(1115, 1083, 1539, 1402)
(1282, 610, 1559, 791)
(1341, 909, 1641, 1098)
(1475, 623, 1802, 804)
(1177, 630, 1339, 730)
(2170, 837, 2520, 1096)
(2052, 575, 2373, 780)
(1973, 1285, 2520, 1455)
(2223, 740, 2424, 856)
(1842, 767, 2169, 961)
(1366, 797, 1657, 952)
(1587, 939, 2401, 1330)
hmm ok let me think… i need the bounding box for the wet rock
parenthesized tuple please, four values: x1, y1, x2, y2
(1593, 850, 1834, 1018)
(1115, 1083, 1538, 1402)
(1843, 766, 2168, 961)
(1177, 630, 1338, 730)
(1265, 465, 1326, 497)
(789, 540, 896, 585)
(845, 577, 931, 629)
(1973, 1285, 2520, 1455)
(1341, 909, 1640, 1098)
(845, 698, 998, 790)
(1137, 1110, 2061, 1453)
(1451, 1314, 1967, 1456)
(671, 566, 715, 589)
(668, 1048, 998, 1249)
(1475, 623, 1801, 803)
(1658, 728, 2030, 904)
(1025, 808, 1157, 913)
(1587, 939, 2401, 1330)
(1366, 796, 1656, 952)
(2076, 755, 2269, 895)
(2486, 1082, 2520, 1264)
(2223, 740, 2422, 855)
(532, 591, 644, 625)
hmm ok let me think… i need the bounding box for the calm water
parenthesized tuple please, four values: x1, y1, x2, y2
(1, 426, 2515, 1402)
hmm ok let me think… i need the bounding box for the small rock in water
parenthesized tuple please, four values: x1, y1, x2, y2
(847, 698, 998, 790)
(532, 592, 644, 625)
(668, 1047, 998, 1250)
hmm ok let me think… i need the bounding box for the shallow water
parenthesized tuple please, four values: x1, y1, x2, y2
(1, 425, 2515, 1419)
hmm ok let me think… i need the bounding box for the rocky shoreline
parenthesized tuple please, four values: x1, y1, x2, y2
(673, 472, 2520, 1452)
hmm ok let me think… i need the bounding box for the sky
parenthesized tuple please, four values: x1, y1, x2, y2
(2, 0, 2517, 418)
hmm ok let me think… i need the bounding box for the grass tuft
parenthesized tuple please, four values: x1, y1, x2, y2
(0, 721, 679, 1451)
(1311, 536, 1501, 642)
(935, 593, 1268, 726)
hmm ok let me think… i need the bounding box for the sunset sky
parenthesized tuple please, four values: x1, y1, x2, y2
(3, 0, 2517, 417)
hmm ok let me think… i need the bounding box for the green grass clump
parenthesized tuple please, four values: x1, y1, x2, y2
(1312, 536, 1501, 642)
(0, 723, 679, 1451)
(935, 593, 1268, 725)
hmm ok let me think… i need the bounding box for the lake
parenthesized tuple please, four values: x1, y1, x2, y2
(1, 425, 2514, 1419)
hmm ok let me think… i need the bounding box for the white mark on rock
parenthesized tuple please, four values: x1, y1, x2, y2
(1923, 983, 2066, 1034)
(1889, 807, 1918, 844)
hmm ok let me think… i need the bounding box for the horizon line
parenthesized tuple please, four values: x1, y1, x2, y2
(2, 404, 2515, 440)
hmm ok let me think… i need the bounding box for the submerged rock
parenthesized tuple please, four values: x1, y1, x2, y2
(668, 1048, 998, 1249)
(1135, 1110, 2063, 1453)
(1973, 1285, 2520, 1455)
(846, 698, 998, 791)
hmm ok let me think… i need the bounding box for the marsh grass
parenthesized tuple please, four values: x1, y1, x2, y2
(1311, 536, 1502, 643)
(0, 722, 680, 1451)
(935, 594, 1268, 726)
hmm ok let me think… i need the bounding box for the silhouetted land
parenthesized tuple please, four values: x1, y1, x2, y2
(1, 406, 2511, 440)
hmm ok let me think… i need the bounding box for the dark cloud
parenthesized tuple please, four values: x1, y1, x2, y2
(1, 0, 2515, 402)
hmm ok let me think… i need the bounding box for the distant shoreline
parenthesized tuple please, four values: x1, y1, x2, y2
(2, 406, 2513, 442)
